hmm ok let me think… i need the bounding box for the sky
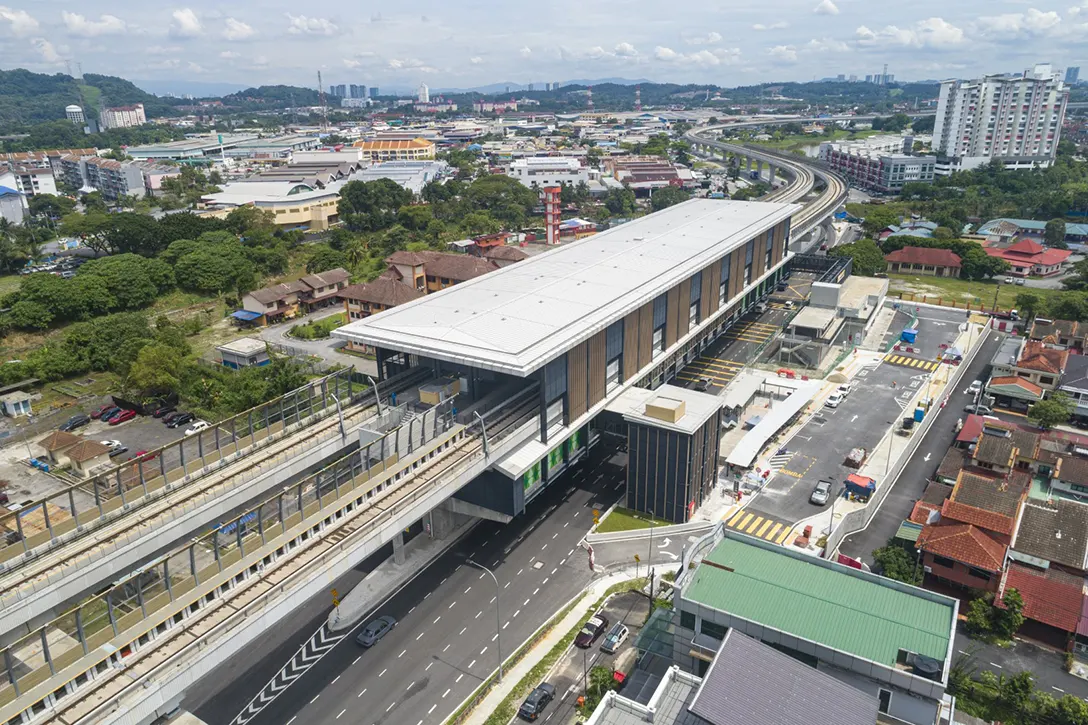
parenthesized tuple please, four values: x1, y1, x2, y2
(0, 0, 1086, 91)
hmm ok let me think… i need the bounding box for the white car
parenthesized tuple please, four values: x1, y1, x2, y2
(1004, 277, 1015, 284)
(967, 380, 984, 395)
(825, 392, 845, 408)
(836, 383, 853, 398)
(184, 420, 211, 437)
(101, 439, 124, 451)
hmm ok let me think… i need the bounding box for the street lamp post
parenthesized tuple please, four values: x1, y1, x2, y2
(366, 375, 383, 415)
(467, 559, 503, 682)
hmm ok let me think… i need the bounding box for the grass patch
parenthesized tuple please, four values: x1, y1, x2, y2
(0, 273, 21, 297)
(449, 578, 648, 725)
(887, 273, 1065, 311)
(844, 201, 918, 219)
(290, 313, 347, 340)
(748, 128, 877, 153)
(148, 289, 219, 314)
(596, 507, 674, 533)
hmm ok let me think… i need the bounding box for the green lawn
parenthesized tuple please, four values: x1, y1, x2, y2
(748, 129, 877, 153)
(887, 273, 1065, 312)
(596, 507, 674, 533)
(0, 274, 21, 297)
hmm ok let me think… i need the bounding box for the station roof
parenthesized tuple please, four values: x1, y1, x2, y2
(333, 199, 799, 376)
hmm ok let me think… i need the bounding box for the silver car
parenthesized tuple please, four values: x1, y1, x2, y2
(356, 615, 397, 647)
(810, 480, 832, 506)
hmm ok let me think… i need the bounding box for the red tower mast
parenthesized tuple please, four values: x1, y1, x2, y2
(543, 186, 561, 245)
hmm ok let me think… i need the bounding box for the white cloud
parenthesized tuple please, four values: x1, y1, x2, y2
(753, 22, 788, 31)
(1069, 1, 1088, 16)
(469, 56, 483, 65)
(654, 45, 740, 66)
(519, 46, 532, 58)
(806, 37, 850, 52)
(31, 37, 61, 63)
(684, 31, 722, 45)
(220, 50, 241, 59)
(223, 18, 256, 41)
(187, 61, 205, 74)
(614, 42, 638, 57)
(0, 6, 39, 36)
(286, 14, 338, 35)
(387, 57, 437, 73)
(855, 17, 965, 48)
(767, 45, 798, 62)
(62, 12, 127, 37)
(170, 8, 202, 38)
(813, 0, 840, 15)
(585, 46, 607, 59)
(976, 9, 1061, 38)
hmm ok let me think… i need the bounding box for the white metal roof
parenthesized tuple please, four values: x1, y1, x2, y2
(333, 199, 799, 377)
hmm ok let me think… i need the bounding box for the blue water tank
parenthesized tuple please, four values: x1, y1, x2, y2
(914, 407, 925, 423)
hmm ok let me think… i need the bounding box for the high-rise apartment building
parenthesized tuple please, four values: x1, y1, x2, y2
(932, 63, 1069, 174)
(1066, 66, 1080, 85)
(99, 103, 147, 130)
(417, 83, 429, 103)
(349, 84, 367, 99)
(369, 87, 380, 98)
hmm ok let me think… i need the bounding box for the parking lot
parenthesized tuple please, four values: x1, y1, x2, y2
(520, 591, 650, 724)
(730, 357, 925, 536)
(80, 413, 189, 462)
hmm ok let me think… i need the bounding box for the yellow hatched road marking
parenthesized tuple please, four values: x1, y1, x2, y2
(735, 513, 754, 530)
(744, 516, 765, 534)
(775, 527, 793, 544)
(766, 523, 783, 541)
(755, 519, 774, 538)
(726, 510, 746, 526)
(691, 359, 743, 371)
(725, 334, 771, 343)
(678, 371, 733, 383)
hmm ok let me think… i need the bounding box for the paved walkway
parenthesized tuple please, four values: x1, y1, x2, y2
(460, 568, 642, 725)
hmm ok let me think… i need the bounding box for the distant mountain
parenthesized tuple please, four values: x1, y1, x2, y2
(222, 85, 324, 106)
(0, 68, 177, 128)
(432, 78, 654, 94)
(133, 79, 250, 98)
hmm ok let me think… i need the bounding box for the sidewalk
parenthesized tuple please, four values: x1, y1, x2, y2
(459, 568, 642, 725)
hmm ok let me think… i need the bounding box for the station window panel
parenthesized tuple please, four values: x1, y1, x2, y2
(689, 301, 699, 328)
(689, 271, 702, 304)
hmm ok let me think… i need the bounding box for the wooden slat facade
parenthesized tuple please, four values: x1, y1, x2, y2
(700, 263, 717, 319)
(567, 342, 588, 420)
(623, 310, 640, 382)
(754, 232, 767, 279)
(729, 248, 744, 300)
(587, 330, 606, 408)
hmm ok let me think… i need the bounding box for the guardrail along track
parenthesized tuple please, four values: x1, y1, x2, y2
(0, 367, 431, 609)
(0, 384, 540, 725)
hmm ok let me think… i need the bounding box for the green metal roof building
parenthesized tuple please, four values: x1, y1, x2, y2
(671, 527, 958, 725)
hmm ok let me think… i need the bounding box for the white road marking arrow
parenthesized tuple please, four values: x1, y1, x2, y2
(657, 537, 672, 548)
(851, 415, 858, 423)
(663, 551, 679, 561)
(924, 453, 931, 462)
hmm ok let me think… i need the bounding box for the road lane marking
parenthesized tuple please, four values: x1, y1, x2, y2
(434, 616, 441, 624)
(568, 549, 575, 556)
(465, 586, 472, 593)
(503, 621, 510, 629)
(775, 527, 792, 544)
(460, 627, 467, 635)
(332, 675, 341, 684)
(476, 610, 482, 619)
(337, 710, 345, 720)
(533, 588, 540, 595)
(424, 592, 431, 599)
(406, 683, 415, 692)
(426, 662, 433, 671)
(490, 596, 496, 603)
(726, 510, 746, 526)
(990, 662, 1003, 669)
(504, 582, 511, 589)
(553, 533, 558, 539)
(517, 568, 524, 576)
(524, 598, 531, 606)
(468, 659, 476, 668)
(443, 689, 451, 698)
(514, 609, 521, 618)
(311, 695, 320, 704)
(1054, 687, 1066, 693)
(357, 689, 367, 698)
(559, 558, 566, 566)
(755, 519, 774, 538)
(744, 516, 765, 534)
(429, 704, 437, 714)
(481, 647, 488, 655)
(479, 572, 486, 580)
(408, 606, 416, 615)
(380, 668, 387, 677)
(417, 632, 425, 640)
(444, 644, 450, 652)
(542, 544, 548, 550)
(386, 702, 395, 713)
(399, 649, 406, 658)
(551, 568, 558, 575)
(353, 656, 361, 665)
(542, 578, 549, 585)
(449, 601, 457, 609)
(287, 718, 296, 725)
(492, 634, 498, 641)
(736, 513, 754, 530)
(766, 523, 783, 541)
(456, 673, 464, 683)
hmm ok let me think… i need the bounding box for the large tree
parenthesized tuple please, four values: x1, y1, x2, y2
(1028, 392, 1074, 430)
(464, 174, 538, 228)
(1046, 218, 1068, 249)
(828, 239, 887, 276)
(650, 186, 691, 212)
(339, 178, 414, 232)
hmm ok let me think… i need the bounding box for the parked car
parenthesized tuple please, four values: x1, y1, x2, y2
(575, 614, 609, 648)
(109, 409, 137, 426)
(964, 404, 993, 415)
(98, 406, 121, 421)
(755, 302, 768, 314)
(162, 411, 184, 425)
(693, 377, 712, 392)
(518, 683, 556, 721)
(600, 623, 629, 654)
(108, 446, 129, 458)
(966, 380, 984, 395)
(101, 439, 123, 451)
(1004, 277, 1015, 284)
(810, 480, 832, 506)
(185, 420, 211, 437)
(90, 404, 115, 419)
(355, 615, 397, 647)
(777, 281, 789, 291)
(59, 413, 90, 432)
(783, 300, 796, 310)
(824, 392, 844, 408)
(128, 450, 158, 462)
(1015, 278, 1026, 286)
(836, 384, 853, 398)
(168, 412, 195, 429)
(151, 405, 176, 419)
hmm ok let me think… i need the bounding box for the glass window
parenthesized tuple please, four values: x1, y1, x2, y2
(689, 271, 702, 304)
(605, 320, 624, 360)
(765, 231, 774, 269)
(700, 619, 727, 641)
(744, 240, 754, 287)
(680, 610, 696, 630)
(653, 294, 667, 328)
(606, 358, 621, 393)
(652, 327, 664, 359)
(544, 354, 567, 409)
(689, 301, 699, 328)
(932, 554, 955, 568)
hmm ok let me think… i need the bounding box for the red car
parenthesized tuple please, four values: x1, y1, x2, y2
(109, 409, 137, 425)
(90, 404, 115, 419)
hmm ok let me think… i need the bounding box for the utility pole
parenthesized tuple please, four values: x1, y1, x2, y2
(317, 70, 329, 132)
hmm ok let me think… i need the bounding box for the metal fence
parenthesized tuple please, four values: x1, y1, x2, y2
(0, 368, 363, 568)
(0, 382, 540, 721)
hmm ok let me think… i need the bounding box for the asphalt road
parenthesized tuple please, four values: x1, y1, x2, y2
(188, 444, 628, 725)
(837, 329, 1004, 565)
(955, 628, 1088, 699)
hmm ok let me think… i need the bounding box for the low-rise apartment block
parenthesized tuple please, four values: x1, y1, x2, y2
(507, 156, 589, 188)
(98, 103, 147, 130)
(352, 138, 435, 162)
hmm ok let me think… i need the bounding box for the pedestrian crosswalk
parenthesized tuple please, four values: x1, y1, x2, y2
(724, 510, 794, 544)
(883, 353, 939, 373)
(768, 452, 792, 470)
(723, 320, 778, 344)
(676, 357, 745, 387)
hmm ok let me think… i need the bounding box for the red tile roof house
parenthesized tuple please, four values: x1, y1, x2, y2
(917, 470, 1025, 594)
(985, 238, 1072, 277)
(884, 246, 963, 278)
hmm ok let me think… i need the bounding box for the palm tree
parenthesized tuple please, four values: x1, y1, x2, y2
(344, 239, 366, 271)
